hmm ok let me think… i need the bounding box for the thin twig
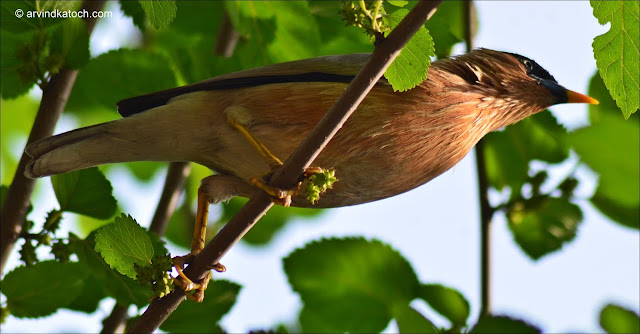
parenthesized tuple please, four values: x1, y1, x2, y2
(128, 1, 443, 332)
(101, 304, 128, 334)
(101, 162, 191, 333)
(213, 12, 239, 58)
(148, 162, 191, 236)
(463, 0, 492, 317)
(0, 0, 106, 275)
(121, 14, 241, 332)
(109, 12, 239, 331)
(476, 140, 492, 317)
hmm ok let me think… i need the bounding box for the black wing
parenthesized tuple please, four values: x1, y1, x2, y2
(116, 54, 378, 117)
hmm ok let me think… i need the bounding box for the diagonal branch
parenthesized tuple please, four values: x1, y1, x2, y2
(128, 1, 443, 332)
(0, 0, 106, 275)
(102, 162, 191, 334)
(108, 13, 240, 332)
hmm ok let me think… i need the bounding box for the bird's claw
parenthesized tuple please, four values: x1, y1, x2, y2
(249, 167, 329, 207)
(172, 254, 225, 302)
(249, 175, 298, 207)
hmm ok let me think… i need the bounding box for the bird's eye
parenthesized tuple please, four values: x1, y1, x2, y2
(523, 60, 534, 71)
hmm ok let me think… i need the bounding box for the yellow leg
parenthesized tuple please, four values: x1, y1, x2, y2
(226, 115, 283, 170)
(225, 109, 300, 205)
(172, 188, 226, 302)
(192, 187, 210, 255)
(225, 110, 334, 207)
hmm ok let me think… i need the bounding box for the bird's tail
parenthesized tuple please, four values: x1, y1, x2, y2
(24, 112, 186, 179)
(25, 121, 119, 178)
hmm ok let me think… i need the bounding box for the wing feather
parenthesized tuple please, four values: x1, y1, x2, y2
(116, 54, 379, 117)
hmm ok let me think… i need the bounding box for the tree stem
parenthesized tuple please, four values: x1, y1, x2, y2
(0, 0, 105, 275)
(464, 0, 492, 316)
(128, 2, 443, 332)
(477, 140, 492, 317)
(149, 162, 191, 236)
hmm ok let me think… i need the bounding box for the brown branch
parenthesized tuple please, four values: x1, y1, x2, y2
(119, 15, 240, 331)
(101, 304, 128, 334)
(462, 0, 493, 316)
(128, 1, 443, 332)
(476, 133, 493, 318)
(101, 162, 191, 333)
(0, 0, 106, 275)
(213, 12, 239, 58)
(148, 162, 191, 236)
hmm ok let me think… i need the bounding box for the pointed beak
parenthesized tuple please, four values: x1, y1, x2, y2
(566, 89, 599, 104)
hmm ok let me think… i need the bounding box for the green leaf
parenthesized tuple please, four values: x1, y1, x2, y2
(165, 197, 195, 250)
(160, 280, 242, 333)
(64, 274, 105, 313)
(139, 0, 176, 30)
(119, 0, 147, 31)
(310, 1, 373, 56)
(223, 1, 278, 66)
(0, 30, 38, 99)
(568, 73, 639, 228)
(600, 303, 640, 333)
(94, 213, 154, 279)
(49, 17, 89, 69)
(152, 2, 227, 83)
(591, 193, 639, 229)
(387, 1, 409, 7)
(393, 304, 438, 333)
(72, 233, 152, 306)
(100, 271, 152, 307)
(147, 231, 169, 258)
(51, 167, 117, 219)
(591, 1, 639, 118)
(484, 110, 568, 193)
(580, 78, 640, 207)
(66, 49, 177, 113)
(419, 284, 470, 326)
(470, 315, 541, 333)
(171, 1, 223, 35)
(424, 1, 467, 58)
(220, 197, 324, 246)
(384, 9, 434, 92)
(1, 95, 39, 183)
(284, 237, 420, 333)
(298, 304, 342, 333)
(2, 261, 89, 318)
(508, 197, 583, 260)
(225, 1, 321, 67)
(122, 161, 164, 182)
(0, 1, 82, 34)
(61, 243, 108, 313)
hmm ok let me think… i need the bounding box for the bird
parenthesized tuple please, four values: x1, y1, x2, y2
(25, 48, 597, 208)
(24, 48, 598, 300)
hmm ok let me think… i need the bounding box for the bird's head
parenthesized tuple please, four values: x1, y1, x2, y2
(432, 48, 598, 129)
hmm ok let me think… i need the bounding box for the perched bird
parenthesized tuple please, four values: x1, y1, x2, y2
(24, 48, 598, 300)
(25, 48, 597, 209)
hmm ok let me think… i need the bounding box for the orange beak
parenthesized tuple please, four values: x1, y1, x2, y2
(566, 89, 599, 104)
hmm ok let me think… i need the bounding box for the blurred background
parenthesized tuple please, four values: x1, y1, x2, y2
(1, 1, 638, 333)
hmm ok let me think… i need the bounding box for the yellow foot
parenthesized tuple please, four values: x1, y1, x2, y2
(249, 167, 331, 207)
(249, 175, 297, 207)
(172, 254, 226, 302)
